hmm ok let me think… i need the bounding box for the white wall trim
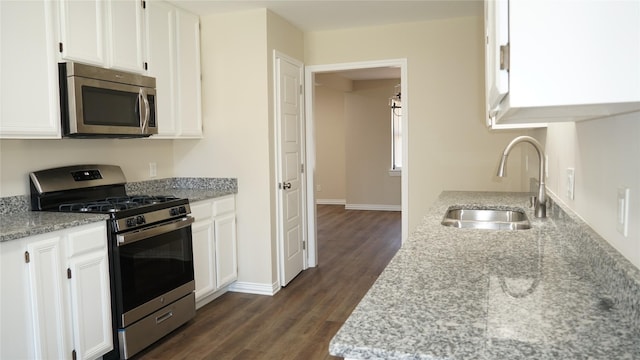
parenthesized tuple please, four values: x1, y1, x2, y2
(305, 58, 409, 270)
(316, 198, 346, 205)
(345, 204, 401, 211)
(228, 281, 281, 296)
(273, 50, 307, 286)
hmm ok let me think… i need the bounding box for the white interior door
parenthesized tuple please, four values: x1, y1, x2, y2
(275, 52, 305, 286)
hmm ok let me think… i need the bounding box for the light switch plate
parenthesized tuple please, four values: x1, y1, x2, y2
(545, 155, 549, 179)
(616, 187, 630, 237)
(566, 168, 575, 200)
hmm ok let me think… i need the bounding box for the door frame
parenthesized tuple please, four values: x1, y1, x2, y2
(304, 58, 409, 268)
(274, 50, 307, 286)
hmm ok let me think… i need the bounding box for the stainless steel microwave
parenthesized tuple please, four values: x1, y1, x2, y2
(59, 62, 157, 137)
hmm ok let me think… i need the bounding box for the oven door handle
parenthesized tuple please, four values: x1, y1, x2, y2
(117, 216, 195, 246)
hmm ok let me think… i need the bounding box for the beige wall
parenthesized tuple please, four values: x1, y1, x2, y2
(345, 79, 401, 208)
(305, 16, 530, 233)
(0, 138, 174, 197)
(172, 9, 304, 289)
(314, 77, 402, 208)
(537, 114, 640, 269)
(314, 74, 350, 203)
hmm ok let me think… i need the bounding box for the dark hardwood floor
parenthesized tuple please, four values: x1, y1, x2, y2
(134, 205, 401, 360)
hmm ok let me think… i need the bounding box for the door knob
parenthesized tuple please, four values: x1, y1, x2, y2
(283, 182, 292, 189)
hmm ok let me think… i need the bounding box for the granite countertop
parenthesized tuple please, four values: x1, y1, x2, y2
(0, 177, 237, 243)
(330, 191, 640, 359)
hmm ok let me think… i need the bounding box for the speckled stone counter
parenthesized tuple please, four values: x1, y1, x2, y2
(329, 191, 640, 360)
(0, 177, 237, 242)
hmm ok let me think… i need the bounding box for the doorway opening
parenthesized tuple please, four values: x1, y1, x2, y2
(304, 59, 408, 267)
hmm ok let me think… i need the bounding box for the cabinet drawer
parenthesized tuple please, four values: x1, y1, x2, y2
(66, 223, 107, 258)
(212, 196, 235, 216)
(190, 201, 213, 220)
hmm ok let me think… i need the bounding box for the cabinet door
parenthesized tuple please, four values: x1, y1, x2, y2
(107, 0, 145, 72)
(26, 235, 72, 360)
(215, 212, 237, 289)
(1, 239, 35, 358)
(0, 0, 61, 138)
(175, 9, 202, 137)
(146, 0, 177, 136)
(484, 0, 509, 124)
(58, 0, 106, 66)
(146, 3, 202, 138)
(66, 223, 113, 360)
(192, 217, 216, 301)
(68, 251, 113, 360)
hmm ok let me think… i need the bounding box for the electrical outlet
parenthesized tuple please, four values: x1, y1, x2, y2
(149, 162, 157, 178)
(316, 184, 322, 192)
(566, 168, 575, 200)
(617, 187, 630, 237)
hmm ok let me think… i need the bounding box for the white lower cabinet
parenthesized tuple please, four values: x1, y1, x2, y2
(191, 202, 216, 301)
(25, 234, 71, 359)
(214, 212, 238, 288)
(191, 195, 237, 309)
(0, 222, 113, 360)
(66, 224, 113, 360)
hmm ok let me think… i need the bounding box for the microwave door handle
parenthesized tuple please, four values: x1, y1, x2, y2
(138, 88, 150, 134)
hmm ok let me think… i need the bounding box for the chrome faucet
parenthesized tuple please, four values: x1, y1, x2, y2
(497, 136, 547, 218)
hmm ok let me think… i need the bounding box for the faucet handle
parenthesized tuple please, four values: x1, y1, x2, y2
(529, 196, 537, 208)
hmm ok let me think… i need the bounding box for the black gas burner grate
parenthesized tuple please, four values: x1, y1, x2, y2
(58, 195, 181, 213)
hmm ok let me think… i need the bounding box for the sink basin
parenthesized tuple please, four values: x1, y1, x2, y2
(441, 207, 531, 230)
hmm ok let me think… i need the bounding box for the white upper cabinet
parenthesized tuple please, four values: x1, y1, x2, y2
(484, 0, 509, 115)
(58, 0, 106, 66)
(106, 0, 145, 72)
(146, 1, 202, 138)
(485, 0, 640, 128)
(175, 9, 203, 137)
(146, 0, 177, 136)
(0, 0, 62, 138)
(58, 0, 145, 73)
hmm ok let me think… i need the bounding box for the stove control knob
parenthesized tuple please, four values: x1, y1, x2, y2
(126, 218, 136, 227)
(136, 215, 146, 225)
(178, 206, 187, 214)
(170, 208, 179, 216)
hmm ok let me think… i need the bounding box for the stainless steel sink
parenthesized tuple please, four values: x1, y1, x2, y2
(441, 207, 531, 230)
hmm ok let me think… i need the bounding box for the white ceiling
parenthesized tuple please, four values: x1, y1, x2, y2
(169, 0, 482, 80)
(169, 0, 483, 32)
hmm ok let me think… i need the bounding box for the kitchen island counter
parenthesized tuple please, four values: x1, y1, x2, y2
(330, 191, 640, 359)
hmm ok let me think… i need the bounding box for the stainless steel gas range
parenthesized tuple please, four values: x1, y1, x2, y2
(29, 165, 196, 359)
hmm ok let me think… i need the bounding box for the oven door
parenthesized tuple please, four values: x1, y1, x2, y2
(113, 217, 195, 327)
(63, 75, 157, 137)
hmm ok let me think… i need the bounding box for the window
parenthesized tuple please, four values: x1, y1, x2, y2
(390, 89, 402, 173)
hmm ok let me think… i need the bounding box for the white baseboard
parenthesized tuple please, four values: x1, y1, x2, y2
(316, 198, 346, 205)
(228, 281, 280, 296)
(345, 203, 401, 211)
